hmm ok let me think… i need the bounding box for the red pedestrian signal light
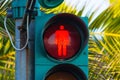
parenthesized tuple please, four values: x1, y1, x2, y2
(55, 25, 70, 57)
(43, 13, 87, 60)
(44, 24, 81, 60)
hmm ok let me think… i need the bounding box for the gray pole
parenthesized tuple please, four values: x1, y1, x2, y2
(27, 20, 35, 80)
(12, 0, 37, 79)
(15, 19, 34, 80)
(15, 19, 26, 80)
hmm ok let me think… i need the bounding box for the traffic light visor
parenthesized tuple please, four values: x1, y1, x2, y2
(43, 13, 88, 60)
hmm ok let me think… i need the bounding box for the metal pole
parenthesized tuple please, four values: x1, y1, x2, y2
(15, 19, 35, 80)
(12, 0, 37, 79)
(15, 19, 27, 80)
(27, 20, 35, 80)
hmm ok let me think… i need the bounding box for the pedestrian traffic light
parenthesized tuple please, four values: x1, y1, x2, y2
(35, 13, 89, 80)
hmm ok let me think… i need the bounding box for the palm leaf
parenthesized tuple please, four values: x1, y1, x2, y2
(0, 36, 15, 80)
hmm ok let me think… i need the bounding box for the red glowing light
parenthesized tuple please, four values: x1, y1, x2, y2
(55, 25, 70, 57)
(43, 13, 89, 60)
(43, 23, 81, 60)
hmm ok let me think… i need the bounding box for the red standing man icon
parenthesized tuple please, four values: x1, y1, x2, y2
(55, 25, 70, 57)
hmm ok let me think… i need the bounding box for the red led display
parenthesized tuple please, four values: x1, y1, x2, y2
(43, 22, 81, 60)
(55, 25, 70, 57)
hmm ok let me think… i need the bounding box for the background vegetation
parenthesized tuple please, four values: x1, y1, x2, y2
(0, 0, 120, 80)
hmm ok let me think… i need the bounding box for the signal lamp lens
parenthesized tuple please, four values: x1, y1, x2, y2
(43, 13, 88, 60)
(44, 23, 81, 60)
(45, 64, 87, 80)
(46, 71, 77, 80)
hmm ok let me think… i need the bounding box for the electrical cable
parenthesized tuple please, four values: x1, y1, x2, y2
(4, 15, 29, 50)
(4, 0, 35, 50)
(29, 0, 34, 10)
(21, 0, 35, 27)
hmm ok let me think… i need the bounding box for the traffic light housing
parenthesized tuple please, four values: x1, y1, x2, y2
(35, 13, 89, 80)
(38, 0, 64, 8)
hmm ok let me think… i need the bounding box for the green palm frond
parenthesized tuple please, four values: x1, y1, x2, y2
(88, 1, 120, 79)
(0, 36, 15, 80)
(0, 0, 15, 79)
(0, 15, 15, 36)
(0, 0, 12, 16)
